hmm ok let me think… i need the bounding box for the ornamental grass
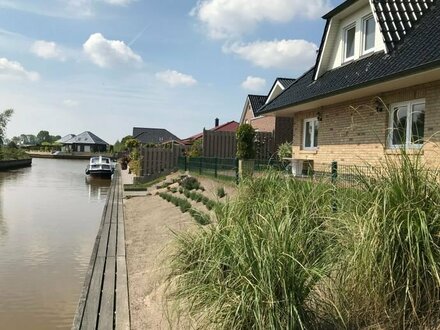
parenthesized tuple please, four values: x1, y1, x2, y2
(167, 153, 440, 329)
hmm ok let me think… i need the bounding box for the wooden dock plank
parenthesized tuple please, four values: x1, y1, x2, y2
(97, 256, 116, 330)
(116, 256, 130, 330)
(117, 220, 126, 257)
(97, 223, 110, 258)
(107, 222, 117, 257)
(81, 256, 105, 329)
(73, 166, 130, 330)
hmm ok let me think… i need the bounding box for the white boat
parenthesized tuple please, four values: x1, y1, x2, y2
(85, 156, 114, 179)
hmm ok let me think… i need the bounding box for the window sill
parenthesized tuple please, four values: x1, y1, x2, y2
(299, 149, 318, 154)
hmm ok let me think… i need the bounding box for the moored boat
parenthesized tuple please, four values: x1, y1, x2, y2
(85, 156, 114, 179)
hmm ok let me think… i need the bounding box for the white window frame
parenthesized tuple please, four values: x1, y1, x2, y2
(388, 99, 425, 149)
(343, 23, 356, 62)
(303, 117, 319, 150)
(362, 14, 375, 55)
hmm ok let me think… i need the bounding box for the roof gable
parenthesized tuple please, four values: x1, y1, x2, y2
(258, 2, 440, 115)
(314, 0, 436, 80)
(266, 77, 296, 104)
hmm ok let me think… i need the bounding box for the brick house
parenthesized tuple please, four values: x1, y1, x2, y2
(257, 0, 440, 173)
(181, 119, 239, 145)
(240, 78, 295, 148)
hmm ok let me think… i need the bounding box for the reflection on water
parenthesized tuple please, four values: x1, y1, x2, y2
(0, 158, 109, 330)
(86, 177, 111, 201)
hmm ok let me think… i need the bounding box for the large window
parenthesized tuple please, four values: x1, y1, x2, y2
(303, 118, 319, 149)
(389, 99, 425, 148)
(362, 15, 376, 53)
(344, 24, 356, 61)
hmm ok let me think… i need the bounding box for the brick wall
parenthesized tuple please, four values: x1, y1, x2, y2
(243, 104, 276, 132)
(291, 80, 440, 168)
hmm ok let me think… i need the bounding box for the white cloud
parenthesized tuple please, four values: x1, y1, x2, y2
(224, 39, 318, 70)
(155, 70, 197, 87)
(63, 99, 79, 107)
(191, 0, 331, 39)
(241, 76, 266, 92)
(83, 33, 142, 68)
(99, 0, 135, 5)
(31, 40, 66, 61)
(0, 58, 39, 81)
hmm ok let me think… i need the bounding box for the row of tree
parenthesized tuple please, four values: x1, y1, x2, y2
(8, 131, 62, 146)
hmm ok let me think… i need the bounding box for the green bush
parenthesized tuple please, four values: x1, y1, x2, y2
(236, 124, 256, 159)
(180, 176, 201, 191)
(0, 147, 29, 160)
(216, 187, 226, 198)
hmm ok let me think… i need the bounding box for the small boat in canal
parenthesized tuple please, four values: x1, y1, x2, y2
(85, 156, 114, 179)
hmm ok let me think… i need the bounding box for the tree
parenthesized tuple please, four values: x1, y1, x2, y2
(121, 135, 133, 146)
(188, 139, 202, 157)
(0, 109, 13, 146)
(125, 138, 140, 151)
(37, 130, 51, 144)
(236, 124, 256, 159)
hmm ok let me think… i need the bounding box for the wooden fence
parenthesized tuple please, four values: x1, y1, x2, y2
(202, 130, 275, 160)
(140, 146, 182, 177)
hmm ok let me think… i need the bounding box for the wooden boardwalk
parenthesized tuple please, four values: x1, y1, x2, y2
(72, 168, 130, 330)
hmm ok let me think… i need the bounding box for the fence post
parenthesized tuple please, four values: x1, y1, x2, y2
(199, 157, 202, 175)
(331, 161, 338, 183)
(214, 157, 218, 178)
(184, 156, 188, 172)
(235, 158, 239, 185)
(331, 161, 338, 212)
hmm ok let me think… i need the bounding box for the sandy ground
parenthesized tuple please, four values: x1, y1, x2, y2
(124, 193, 194, 329)
(124, 172, 237, 329)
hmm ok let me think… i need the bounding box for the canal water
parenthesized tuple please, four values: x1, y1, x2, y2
(0, 158, 110, 330)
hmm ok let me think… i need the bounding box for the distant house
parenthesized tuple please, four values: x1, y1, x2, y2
(62, 131, 109, 153)
(240, 78, 295, 147)
(132, 127, 180, 145)
(181, 119, 239, 145)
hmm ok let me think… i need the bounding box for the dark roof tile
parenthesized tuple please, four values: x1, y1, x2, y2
(248, 95, 267, 112)
(132, 128, 180, 144)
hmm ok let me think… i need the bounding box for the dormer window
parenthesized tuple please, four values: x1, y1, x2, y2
(344, 24, 356, 61)
(362, 14, 375, 54)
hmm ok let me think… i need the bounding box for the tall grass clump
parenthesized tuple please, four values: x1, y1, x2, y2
(330, 152, 440, 328)
(167, 171, 336, 329)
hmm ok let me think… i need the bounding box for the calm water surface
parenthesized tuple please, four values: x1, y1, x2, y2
(0, 158, 110, 330)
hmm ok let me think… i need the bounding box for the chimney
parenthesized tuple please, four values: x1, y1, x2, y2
(215, 118, 219, 127)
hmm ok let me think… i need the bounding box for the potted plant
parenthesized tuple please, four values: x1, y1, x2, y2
(236, 124, 256, 178)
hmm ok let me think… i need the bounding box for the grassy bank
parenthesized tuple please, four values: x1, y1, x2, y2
(0, 147, 30, 160)
(167, 153, 440, 329)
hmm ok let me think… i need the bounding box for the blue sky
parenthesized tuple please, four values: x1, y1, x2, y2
(0, 0, 342, 144)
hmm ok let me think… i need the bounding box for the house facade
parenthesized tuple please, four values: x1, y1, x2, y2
(240, 78, 295, 148)
(257, 0, 440, 171)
